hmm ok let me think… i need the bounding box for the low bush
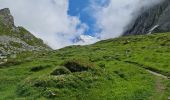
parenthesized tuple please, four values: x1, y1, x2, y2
(114, 70, 127, 80)
(30, 65, 51, 72)
(63, 59, 95, 72)
(98, 62, 105, 68)
(50, 67, 71, 76)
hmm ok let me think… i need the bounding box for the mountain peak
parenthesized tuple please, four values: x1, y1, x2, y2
(0, 8, 14, 27)
(0, 8, 51, 55)
(0, 8, 10, 14)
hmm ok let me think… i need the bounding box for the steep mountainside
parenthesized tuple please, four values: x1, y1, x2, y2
(0, 8, 51, 56)
(124, 0, 170, 35)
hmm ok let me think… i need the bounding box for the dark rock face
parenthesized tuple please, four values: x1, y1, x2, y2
(124, 0, 170, 35)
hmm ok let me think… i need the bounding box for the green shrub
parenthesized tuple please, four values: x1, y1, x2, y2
(98, 63, 105, 68)
(50, 67, 71, 76)
(30, 65, 51, 72)
(9, 41, 22, 48)
(160, 40, 170, 46)
(114, 70, 126, 79)
(63, 59, 95, 72)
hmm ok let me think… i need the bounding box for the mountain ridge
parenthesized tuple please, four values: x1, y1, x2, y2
(0, 8, 51, 56)
(124, 0, 170, 35)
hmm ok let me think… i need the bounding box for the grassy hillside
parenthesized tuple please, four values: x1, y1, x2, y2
(0, 32, 170, 100)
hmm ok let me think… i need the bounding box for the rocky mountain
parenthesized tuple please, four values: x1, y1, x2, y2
(0, 8, 51, 56)
(124, 0, 170, 35)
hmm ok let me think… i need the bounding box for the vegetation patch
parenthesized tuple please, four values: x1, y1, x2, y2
(30, 65, 51, 72)
(1, 33, 170, 99)
(160, 40, 170, 46)
(9, 41, 22, 48)
(50, 67, 71, 76)
(0, 59, 22, 68)
(114, 70, 126, 79)
(125, 60, 170, 76)
(17, 71, 98, 99)
(63, 59, 95, 72)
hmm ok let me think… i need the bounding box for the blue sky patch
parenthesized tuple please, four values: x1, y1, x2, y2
(68, 0, 104, 36)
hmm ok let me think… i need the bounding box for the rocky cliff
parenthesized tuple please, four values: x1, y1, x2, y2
(0, 8, 51, 56)
(124, 0, 170, 35)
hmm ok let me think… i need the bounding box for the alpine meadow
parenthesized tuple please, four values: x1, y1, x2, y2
(0, 0, 170, 100)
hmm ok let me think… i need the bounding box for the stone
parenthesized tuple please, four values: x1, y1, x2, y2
(0, 8, 15, 27)
(168, 97, 170, 100)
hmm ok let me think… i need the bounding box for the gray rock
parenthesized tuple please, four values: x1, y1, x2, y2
(0, 8, 14, 27)
(124, 0, 170, 35)
(0, 35, 50, 55)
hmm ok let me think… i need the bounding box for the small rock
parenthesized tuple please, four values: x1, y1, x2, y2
(168, 97, 170, 100)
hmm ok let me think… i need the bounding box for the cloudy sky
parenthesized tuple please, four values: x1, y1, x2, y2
(0, 0, 163, 49)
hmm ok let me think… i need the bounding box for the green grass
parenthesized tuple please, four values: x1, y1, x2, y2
(0, 32, 170, 99)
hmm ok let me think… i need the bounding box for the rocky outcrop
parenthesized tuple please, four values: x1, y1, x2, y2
(0, 36, 49, 55)
(124, 0, 170, 35)
(0, 8, 51, 56)
(0, 8, 14, 27)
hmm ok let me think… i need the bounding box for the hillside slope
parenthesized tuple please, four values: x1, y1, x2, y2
(0, 8, 51, 56)
(0, 32, 170, 100)
(124, 0, 170, 35)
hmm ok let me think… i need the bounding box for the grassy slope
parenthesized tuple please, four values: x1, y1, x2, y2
(0, 33, 170, 99)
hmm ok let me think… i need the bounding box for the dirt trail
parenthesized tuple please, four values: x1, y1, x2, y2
(149, 77, 166, 100)
(124, 61, 170, 99)
(146, 69, 169, 80)
(145, 69, 170, 100)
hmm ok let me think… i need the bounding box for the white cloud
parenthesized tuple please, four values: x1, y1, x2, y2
(0, 0, 88, 49)
(0, 0, 164, 49)
(74, 35, 100, 45)
(90, 0, 163, 39)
